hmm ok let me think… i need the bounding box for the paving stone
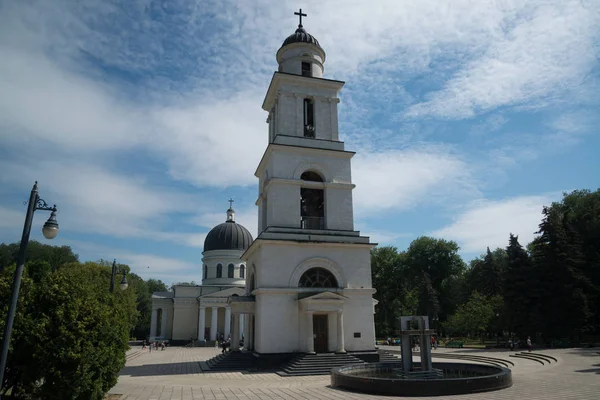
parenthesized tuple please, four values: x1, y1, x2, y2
(109, 346, 600, 399)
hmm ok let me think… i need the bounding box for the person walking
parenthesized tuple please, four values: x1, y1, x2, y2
(527, 336, 532, 352)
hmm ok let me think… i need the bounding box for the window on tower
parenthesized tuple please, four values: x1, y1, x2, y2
(303, 98, 315, 138)
(228, 263, 234, 278)
(298, 267, 338, 288)
(240, 264, 245, 279)
(302, 62, 312, 77)
(216, 263, 222, 278)
(300, 171, 325, 229)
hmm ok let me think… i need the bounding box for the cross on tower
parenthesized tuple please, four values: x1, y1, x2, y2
(294, 8, 307, 28)
(228, 198, 234, 209)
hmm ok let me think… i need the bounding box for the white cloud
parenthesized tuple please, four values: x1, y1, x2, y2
(431, 194, 561, 253)
(353, 145, 478, 215)
(61, 240, 200, 285)
(406, 1, 598, 119)
(0, 157, 199, 243)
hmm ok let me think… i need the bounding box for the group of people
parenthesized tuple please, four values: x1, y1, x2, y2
(508, 336, 533, 352)
(142, 340, 166, 352)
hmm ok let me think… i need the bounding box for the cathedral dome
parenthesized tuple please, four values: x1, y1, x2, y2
(203, 207, 253, 252)
(281, 27, 322, 49)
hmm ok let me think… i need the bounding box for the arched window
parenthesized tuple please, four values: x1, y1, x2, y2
(301, 172, 324, 229)
(299, 267, 338, 288)
(301, 171, 323, 182)
(203, 265, 207, 280)
(216, 263, 222, 278)
(240, 264, 245, 279)
(228, 263, 234, 278)
(303, 98, 315, 137)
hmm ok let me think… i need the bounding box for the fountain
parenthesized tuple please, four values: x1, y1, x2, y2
(331, 316, 512, 396)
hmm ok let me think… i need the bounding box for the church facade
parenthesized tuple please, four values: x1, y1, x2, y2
(228, 16, 377, 354)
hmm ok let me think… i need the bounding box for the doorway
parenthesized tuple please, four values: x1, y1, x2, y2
(313, 314, 328, 353)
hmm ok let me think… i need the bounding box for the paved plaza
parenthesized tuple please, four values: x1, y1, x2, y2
(109, 346, 600, 400)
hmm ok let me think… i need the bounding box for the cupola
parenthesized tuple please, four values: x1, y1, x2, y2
(276, 9, 326, 78)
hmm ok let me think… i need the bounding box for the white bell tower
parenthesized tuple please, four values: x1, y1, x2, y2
(238, 10, 376, 356)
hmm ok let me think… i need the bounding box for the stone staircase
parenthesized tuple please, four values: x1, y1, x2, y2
(277, 353, 365, 376)
(199, 351, 256, 372)
(378, 350, 400, 363)
(509, 351, 558, 365)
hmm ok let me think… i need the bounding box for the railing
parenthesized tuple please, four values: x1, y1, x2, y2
(301, 216, 324, 230)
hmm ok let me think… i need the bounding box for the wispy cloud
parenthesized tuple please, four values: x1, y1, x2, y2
(405, 2, 599, 119)
(431, 194, 561, 253)
(353, 144, 479, 214)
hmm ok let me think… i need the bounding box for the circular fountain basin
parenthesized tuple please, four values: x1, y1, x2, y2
(331, 362, 512, 397)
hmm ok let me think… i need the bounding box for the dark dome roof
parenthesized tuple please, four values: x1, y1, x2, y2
(281, 26, 322, 49)
(203, 221, 253, 252)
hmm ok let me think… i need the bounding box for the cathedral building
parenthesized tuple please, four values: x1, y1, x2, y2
(151, 204, 252, 343)
(152, 12, 377, 354)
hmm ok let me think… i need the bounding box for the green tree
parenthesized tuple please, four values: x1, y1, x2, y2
(0, 262, 137, 399)
(446, 291, 500, 340)
(0, 241, 78, 272)
(534, 203, 592, 340)
(371, 247, 417, 337)
(405, 237, 466, 321)
(503, 234, 539, 336)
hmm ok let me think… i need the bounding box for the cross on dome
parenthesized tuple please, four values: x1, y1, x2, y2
(294, 8, 307, 28)
(226, 198, 235, 222)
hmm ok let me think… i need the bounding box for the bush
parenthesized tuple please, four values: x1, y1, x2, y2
(0, 262, 137, 399)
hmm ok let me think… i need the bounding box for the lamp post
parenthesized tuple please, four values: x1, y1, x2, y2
(110, 259, 128, 293)
(0, 182, 59, 390)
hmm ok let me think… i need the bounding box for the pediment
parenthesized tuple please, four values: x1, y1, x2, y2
(298, 291, 348, 302)
(200, 287, 245, 299)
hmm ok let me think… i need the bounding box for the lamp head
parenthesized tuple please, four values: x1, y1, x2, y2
(42, 208, 59, 239)
(119, 274, 129, 291)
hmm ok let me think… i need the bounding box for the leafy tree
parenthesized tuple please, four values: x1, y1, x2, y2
(0, 241, 78, 272)
(405, 237, 466, 320)
(371, 247, 417, 336)
(0, 261, 137, 399)
(446, 291, 501, 339)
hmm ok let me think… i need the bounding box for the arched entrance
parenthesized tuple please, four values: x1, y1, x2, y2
(299, 267, 340, 353)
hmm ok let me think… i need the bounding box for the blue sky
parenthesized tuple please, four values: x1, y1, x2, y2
(1, 1, 599, 285)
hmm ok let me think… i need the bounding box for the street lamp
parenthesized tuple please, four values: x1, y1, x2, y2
(110, 259, 128, 293)
(0, 182, 59, 389)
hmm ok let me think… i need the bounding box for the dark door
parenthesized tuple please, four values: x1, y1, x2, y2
(313, 314, 328, 353)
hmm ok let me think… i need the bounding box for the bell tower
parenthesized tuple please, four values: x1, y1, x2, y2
(257, 11, 366, 237)
(238, 10, 376, 356)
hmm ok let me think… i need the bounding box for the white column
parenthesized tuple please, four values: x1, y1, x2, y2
(231, 314, 240, 351)
(224, 306, 231, 339)
(150, 309, 158, 338)
(239, 314, 245, 338)
(160, 308, 167, 338)
(247, 315, 254, 351)
(210, 306, 218, 341)
(336, 310, 346, 353)
(306, 311, 315, 354)
(198, 307, 206, 341)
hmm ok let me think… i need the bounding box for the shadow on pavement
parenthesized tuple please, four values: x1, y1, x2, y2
(574, 364, 600, 374)
(119, 362, 202, 377)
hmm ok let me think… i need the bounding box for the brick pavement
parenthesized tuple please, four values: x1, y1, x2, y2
(108, 346, 600, 399)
